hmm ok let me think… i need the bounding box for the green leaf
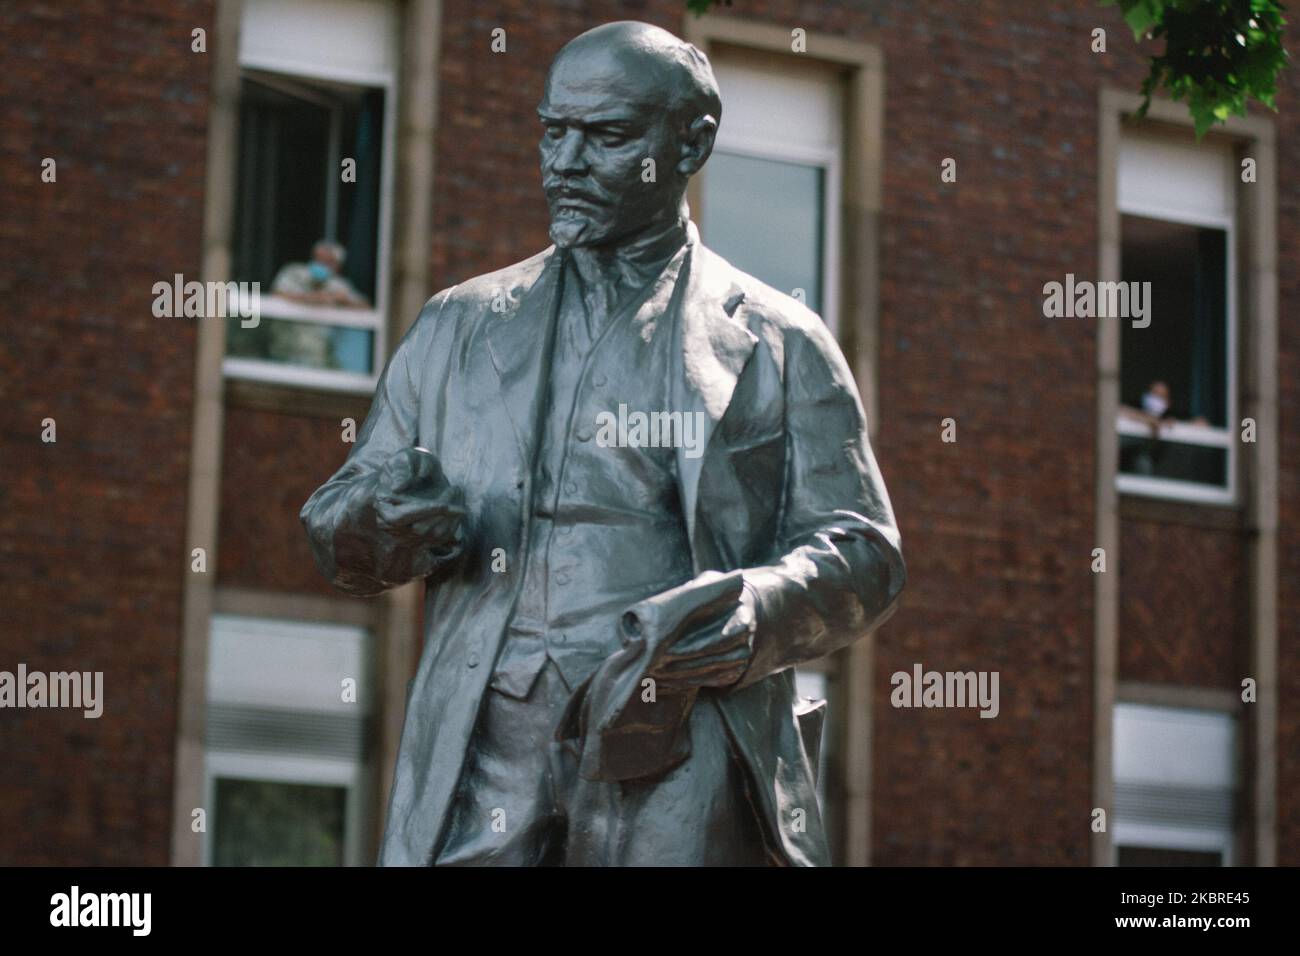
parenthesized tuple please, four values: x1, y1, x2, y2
(1122, 1, 1161, 40)
(1099, 0, 1289, 137)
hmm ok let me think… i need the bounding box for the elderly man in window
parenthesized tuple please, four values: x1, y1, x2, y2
(271, 239, 370, 309)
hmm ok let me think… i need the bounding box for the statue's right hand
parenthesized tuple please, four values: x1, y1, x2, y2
(373, 447, 465, 548)
(378, 446, 445, 496)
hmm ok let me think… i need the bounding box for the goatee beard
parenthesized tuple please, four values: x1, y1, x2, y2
(549, 216, 590, 249)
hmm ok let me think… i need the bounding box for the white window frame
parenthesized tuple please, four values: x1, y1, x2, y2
(1115, 199, 1238, 507)
(1111, 821, 1234, 867)
(203, 613, 374, 867)
(223, 38, 398, 393)
(1111, 702, 1238, 867)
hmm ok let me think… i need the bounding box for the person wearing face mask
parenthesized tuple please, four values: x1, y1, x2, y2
(1139, 379, 1172, 428)
(1121, 379, 1175, 436)
(271, 239, 370, 309)
(1118, 379, 1178, 476)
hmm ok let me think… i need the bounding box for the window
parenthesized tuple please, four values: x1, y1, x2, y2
(700, 46, 850, 856)
(212, 778, 347, 867)
(1116, 130, 1238, 504)
(700, 49, 843, 334)
(223, 0, 398, 392)
(795, 669, 832, 807)
(204, 616, 375, 866)
(1112, 703, 1237, 866)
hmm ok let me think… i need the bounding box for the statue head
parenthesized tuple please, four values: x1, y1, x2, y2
(538, 21, 721, 250)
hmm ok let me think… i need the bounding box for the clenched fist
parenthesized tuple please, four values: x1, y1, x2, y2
(370, 447, 467, 578)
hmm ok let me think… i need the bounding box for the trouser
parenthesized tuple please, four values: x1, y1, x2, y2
(433, 659, 773, 866)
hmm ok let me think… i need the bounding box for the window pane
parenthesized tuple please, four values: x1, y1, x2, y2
(206, 618, 372, 866)
(794, 667, 835, 849)
(1120, 215, 1228, 426)
(226, 315, 374, 373)
(212, 778, 345, 867)
(232, 75, 384, 304)
(1117, 846, 1223, 867)
(1112, 704, 1235, 866)
(1118, 215, 1229, 489)
(703, 151, 824, 312)
(227, 72, 385, 379)
(1119, 435, 1227, 485)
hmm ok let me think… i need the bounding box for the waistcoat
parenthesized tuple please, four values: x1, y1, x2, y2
(490, 247, 696, 698)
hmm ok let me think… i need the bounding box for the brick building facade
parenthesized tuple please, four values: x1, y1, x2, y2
(1, 0, 1294, 866)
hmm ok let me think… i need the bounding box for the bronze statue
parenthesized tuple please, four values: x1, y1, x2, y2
(302, 20, 904, 866)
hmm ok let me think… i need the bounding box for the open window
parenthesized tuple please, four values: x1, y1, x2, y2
(1116, 130, 1238, 505)
(223, 0, 398, 392)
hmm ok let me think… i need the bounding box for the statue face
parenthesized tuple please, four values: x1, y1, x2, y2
(538, 46, 688, 250)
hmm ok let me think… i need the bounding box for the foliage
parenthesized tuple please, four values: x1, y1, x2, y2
(1103, 0, 1288, 137)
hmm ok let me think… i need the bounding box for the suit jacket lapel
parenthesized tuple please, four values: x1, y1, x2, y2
(672, 228, 759, 551)
(484, 248, 563, 470)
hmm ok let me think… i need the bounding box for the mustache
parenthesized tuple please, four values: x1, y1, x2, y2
(543, 180, 611, 206)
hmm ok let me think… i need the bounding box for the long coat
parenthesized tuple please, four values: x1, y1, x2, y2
(301, 225, 906, 866)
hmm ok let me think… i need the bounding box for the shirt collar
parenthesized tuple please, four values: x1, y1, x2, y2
(565, 216, 690, 294)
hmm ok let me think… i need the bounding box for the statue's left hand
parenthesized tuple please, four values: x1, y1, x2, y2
(650, 586, 757, 690)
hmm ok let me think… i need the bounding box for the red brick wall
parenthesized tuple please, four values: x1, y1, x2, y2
(1118, 521, 1247, 689)
(867, 0, 1115, 858)
(217, 406, 358, 597)
(1272, 23, 1300, 869)
(0, 0, 214, 864)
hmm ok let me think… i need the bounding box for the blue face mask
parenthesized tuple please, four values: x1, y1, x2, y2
(308, 262, 333, 283)
(1141, 392, 1169, 417)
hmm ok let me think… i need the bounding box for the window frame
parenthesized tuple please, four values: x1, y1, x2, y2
(1115, 184, 1239, 507)
(702, 64, 846, 834)
(223, 51, 398, 393)
(204, 751, 369, 867)
(1094, 90, 1278, 870)
(1111, 701, 1239, 868)
(685, 16, 883, 866)
(203, 612, 376, 867)
(699, 50, 844, 337)
(1111, 822, 1234, 867)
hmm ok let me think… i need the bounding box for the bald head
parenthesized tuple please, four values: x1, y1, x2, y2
(548, 21, 721, 131)
(537, 22, 722, 250)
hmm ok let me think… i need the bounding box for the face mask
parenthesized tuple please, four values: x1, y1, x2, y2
(1141, 392, 1169, 417)
(308, 262, 333, 283)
